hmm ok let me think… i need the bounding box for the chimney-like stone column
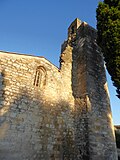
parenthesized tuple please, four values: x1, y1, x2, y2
(60, 18, 118, 160)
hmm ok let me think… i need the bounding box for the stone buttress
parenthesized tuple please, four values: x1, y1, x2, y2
(60, 18, 118, 160)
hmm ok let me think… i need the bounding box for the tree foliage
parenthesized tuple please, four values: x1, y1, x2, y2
(96, 0, 120, 98)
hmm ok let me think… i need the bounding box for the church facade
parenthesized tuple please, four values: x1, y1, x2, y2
(0, 19, 118, 160)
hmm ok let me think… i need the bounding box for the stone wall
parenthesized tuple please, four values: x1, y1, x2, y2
(60, 19, 118, 159)
(74, 23, 117, 159)
(0, 52, 75, 160)
(0, 18, 118, 160)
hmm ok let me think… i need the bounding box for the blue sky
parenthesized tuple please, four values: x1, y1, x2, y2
(0, 0, 119, 124)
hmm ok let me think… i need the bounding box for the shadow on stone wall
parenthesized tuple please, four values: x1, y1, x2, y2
(70, 26, 117, 159)
(70, 43, 90, 160)
(0, 70, 76, 160)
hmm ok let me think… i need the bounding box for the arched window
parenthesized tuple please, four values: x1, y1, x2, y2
(33, 66, 46, 88)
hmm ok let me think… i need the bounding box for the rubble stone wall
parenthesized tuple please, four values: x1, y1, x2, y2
(0, 52, 75, 160)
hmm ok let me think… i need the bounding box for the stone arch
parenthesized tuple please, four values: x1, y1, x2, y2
(33, 66, 47, 88)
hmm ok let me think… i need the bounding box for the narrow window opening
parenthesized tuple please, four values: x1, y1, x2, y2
(34, 66, 46, 88)
(71, 26, 74, 34)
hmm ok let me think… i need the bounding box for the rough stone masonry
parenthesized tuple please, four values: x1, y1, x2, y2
(0, 18, 118, 160)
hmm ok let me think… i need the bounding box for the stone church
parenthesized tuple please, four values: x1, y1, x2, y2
(0, 18, 118, 160)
